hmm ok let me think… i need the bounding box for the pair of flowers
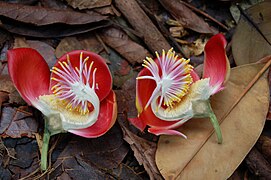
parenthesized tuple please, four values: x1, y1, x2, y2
(7, 34, 229, 170)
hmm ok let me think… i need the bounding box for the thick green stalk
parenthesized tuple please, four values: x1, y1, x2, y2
(40, 119, 51, 171)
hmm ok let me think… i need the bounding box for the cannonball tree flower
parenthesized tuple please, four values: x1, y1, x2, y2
(129, 34, 230, 144)
(7, 48, 117, 170)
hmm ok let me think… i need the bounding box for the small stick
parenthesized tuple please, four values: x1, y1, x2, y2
(16, 108, 33, 116)
(95, 33, 110, 55)
(220, 58, 271, 122)
(181, 1, 229, 31)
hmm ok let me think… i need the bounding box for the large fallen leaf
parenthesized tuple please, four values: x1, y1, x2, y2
(159, 0, 217, 34)
(232, 1, 271, 65)
(0, 2, 107, 25)
(65, 0, 112, 10)
(156, 63, 269, 179)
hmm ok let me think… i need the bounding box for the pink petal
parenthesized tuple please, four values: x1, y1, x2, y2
(68, 90, 117, 138)
(148, 127, 187, 138)
(51, 50, 112, 101)
(7, 48, 50, 105)
(203, 33, 229, 94)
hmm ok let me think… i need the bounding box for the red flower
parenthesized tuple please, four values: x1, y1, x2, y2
(8, 49, 117, 169)
(130, 34, 230, 143)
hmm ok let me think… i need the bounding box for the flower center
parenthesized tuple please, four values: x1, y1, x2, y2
(50, 52, 98, 115)
(138, 48, 193, 109)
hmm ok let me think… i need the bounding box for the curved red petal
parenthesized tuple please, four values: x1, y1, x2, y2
(68, 90, 117, 138)
(148, 127, 187, 138)
(51, 50, 112, 101)
(7, 48, 50, 105)
(203, 33, 229, 94)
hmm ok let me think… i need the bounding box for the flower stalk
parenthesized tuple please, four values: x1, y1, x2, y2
(207, 102, 222, 144)
(41, 118, 51, 171)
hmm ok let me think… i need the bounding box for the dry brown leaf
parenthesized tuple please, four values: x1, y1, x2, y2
(65, 0, 112, 10)
(0, 2, 107, 25)
(77, 34, 104, 54)
(120, 122, 163, 180)
(232, 1, 271, 66)
(100, 27, 151, 64)
(93, 6, 115, 16)
(55, 37, 83, 58)
(50, 125, 129, 179)
(55, 35, 109, 63)
(159, 0, 217, 34)
(0, 106, 37, 138)
(13, 37, 57, 68)
(1, 18, 111, 38)
(156, 63, 269, 179)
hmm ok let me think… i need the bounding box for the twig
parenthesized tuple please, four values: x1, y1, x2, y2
(95, 33, 110, 55)
(237, 4, 271, 47)
(181, 1, 229, 31)
(220, 58, 271, 122)
(16, 108, 33, 116)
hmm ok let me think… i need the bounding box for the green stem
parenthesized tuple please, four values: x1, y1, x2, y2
(208, 104, 223, 144)
(41, 119, 51, 171)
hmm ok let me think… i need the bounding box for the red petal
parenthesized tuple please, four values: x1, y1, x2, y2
(68, 90, 117, 138)
(7, 48, 50, 105)
(51, 50, 112, 101)
(203, 34, 229, 94)
(148, 127, 187, 138)
(128, 117, 146, 131)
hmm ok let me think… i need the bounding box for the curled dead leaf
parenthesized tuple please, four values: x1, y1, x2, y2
(156, 63, 269, 179)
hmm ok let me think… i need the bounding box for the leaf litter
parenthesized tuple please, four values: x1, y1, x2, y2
(0, 0, 271, 179)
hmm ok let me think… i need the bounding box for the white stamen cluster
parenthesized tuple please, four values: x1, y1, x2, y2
(138, 48, 193, 109)
(51, 52, 97, 114)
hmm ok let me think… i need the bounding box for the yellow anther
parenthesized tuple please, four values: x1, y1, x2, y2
(51, 77, 59, 81)
(80, 52, 83, 60)
(83, 56, 89, 64)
